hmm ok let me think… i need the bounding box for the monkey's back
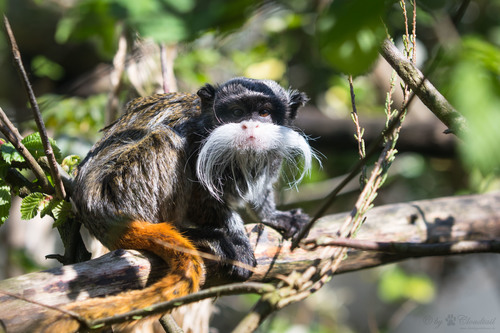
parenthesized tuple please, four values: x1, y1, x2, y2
(73, 93, 205, 247)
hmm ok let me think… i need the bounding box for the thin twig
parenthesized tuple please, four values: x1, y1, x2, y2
(348, 76, 367, 187)
(412, 1, 417, 65)
(157, 239, 260, 278)
(87, 282, 275, 329)
(305, 238, 500, 255)
(159, 314, 184, 333)
(3, 16, 66, 199)
(0, 107, 53, 193)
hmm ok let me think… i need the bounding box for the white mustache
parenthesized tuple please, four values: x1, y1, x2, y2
(196, 121, 315, 202)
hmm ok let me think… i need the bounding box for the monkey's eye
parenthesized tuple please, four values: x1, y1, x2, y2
(259, 109, 271, 117)
(232, 109, 244, 117)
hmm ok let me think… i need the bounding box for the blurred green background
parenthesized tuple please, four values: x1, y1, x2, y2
(0, 0, 499, 332)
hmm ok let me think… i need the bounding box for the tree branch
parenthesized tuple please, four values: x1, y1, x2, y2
(306, 238, 500, 255)
(0, 192, 498, 331)
(3, 16, 66, 199)
(380, 38, 468, 135)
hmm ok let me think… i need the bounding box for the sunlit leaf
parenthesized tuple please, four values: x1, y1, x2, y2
(61, 155, 81, 175)
(378, 266, 435, 304)
(317, 0, 392, 75)
(133, 14, 188, 43)
(31, 55, 65, 80)
(244, 58, 286, 80)
(52, 201, 75, 228)
(447, 42, 500, 175)
(22, 133, 62, 163)
(1, 144, 24, 164)
(20, 192, 51, 220)
(161, 0, 196, 13)
(0, 185, 11, 225)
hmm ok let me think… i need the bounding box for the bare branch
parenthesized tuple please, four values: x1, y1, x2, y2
(159, 314, 184, 333)
(348, 76, 367, 187)
(105, 30, 127, 126)
(86, 282, 274, 329)
(159, 44, 178, 93)
(306, 238, 500, 255)
(380, 38, 468, 135)
(3, 16, 66, 199)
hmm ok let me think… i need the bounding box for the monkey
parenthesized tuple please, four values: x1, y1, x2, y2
(42, 77, 314, 332)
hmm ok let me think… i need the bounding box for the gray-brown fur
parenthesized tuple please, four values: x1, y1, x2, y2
(73, 78, 314, 282)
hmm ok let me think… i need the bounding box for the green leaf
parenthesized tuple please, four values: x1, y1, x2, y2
(52, 201, 74, 228)
(0, 185, 11, 225)
(134, 14, 188, 43)
(1, 143, 25, 164)
(22, 132, 62, 162)
(39, 198, 74, 227)
(31, 55, 65, 80)
(378, 266, 435, 304)
(20, 193, 51, 220)
(317, 0, 391, 75)
(40, 198, 59, 219)
(161, 0, 196, 13)
(61, 155, 81, 175)
(447, 43, 500, 175)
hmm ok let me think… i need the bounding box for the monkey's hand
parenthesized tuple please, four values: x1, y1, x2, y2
(182, 227, 257, 286)
(262, 208, 310, 240)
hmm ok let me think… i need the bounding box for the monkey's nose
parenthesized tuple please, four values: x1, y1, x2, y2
(241, 121, 259, 130)
(241, 121, 261, 141)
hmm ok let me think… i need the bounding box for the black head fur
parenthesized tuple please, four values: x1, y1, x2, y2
(197, 77, 308, 125)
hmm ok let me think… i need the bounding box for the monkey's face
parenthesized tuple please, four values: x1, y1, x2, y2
(196, 78, 314, 202)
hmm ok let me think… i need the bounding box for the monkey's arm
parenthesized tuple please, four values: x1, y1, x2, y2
(250, 185, 309, 240)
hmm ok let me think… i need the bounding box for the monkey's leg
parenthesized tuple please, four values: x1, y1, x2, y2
(40, 221, 204, 333)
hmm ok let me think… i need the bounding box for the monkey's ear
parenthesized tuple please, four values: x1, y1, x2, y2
(288, 90, 309, 119)
(197, 84, 216, 110)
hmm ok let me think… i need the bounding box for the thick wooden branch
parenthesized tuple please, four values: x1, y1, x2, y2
(1, 192, 499, 331)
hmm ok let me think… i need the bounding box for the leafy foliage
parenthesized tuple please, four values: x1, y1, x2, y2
(61, 155, 81, 176)
(21, 132, 62, 162)
(1, 143, 24, 165)
(0, 131, 76, 226)
(445, 37, 500, 176)
(0, 185, 11, 225)
(378, 266, 435, 304)
(55, 0, 256, 58)
(40, 198, 73, 228)
(317, 0, 392, 76)
(0, 132, 62, 165)
(36, 94, 106, 142)
(20, 192, 50, 220)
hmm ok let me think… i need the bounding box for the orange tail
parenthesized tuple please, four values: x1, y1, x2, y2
(41, 221, 204, 332)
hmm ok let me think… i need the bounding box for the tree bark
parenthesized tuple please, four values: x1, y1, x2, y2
(1, 192, 499, 332)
